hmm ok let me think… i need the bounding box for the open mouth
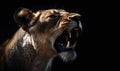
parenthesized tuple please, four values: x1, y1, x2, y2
(54, 27, 80, 53)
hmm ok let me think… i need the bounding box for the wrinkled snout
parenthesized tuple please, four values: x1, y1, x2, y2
(69, 13, 81, 22)
(69, 13, 82, 31)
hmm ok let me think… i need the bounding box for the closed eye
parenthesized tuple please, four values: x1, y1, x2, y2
(48, 14, 60, 19)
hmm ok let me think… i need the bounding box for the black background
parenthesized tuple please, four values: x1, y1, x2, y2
(0, 0, 119, 71)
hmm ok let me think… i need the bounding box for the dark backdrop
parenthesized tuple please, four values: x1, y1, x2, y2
(0, 0, 117, 71)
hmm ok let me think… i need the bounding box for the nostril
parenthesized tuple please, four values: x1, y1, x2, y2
(70, 16, 80, 20)
(69, 15, 80, 23)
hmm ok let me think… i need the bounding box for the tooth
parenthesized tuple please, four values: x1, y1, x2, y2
(66, 41, 70, 48)
(76, 31, 79, 38)
(72, 41, 77, 48)
(68, 32, 71, 38)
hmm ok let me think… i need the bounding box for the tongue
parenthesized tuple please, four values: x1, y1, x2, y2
(57, 43, 74, 52)
(55, 43, 67, 52)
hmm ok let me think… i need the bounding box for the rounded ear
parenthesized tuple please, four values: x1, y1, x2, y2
(14, 7, 34, 31)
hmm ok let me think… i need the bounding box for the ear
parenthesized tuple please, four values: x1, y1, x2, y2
(14, 8, 36, 31)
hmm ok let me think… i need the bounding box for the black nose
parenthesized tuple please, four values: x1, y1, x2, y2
(69, 13, 81, 23)
(69, 13, 82, 31)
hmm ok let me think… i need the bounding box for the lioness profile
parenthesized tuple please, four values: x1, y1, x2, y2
(0, 8, 82, 71)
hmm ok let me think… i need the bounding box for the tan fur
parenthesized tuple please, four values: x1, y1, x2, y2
(0, 8, 81, 71)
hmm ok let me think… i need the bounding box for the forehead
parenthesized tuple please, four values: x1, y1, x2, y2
(41, 9, 66, 14)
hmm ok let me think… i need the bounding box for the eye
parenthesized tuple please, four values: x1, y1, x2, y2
(49, 14, 60, 19)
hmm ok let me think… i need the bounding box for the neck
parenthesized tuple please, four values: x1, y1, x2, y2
(30, 34, 57, 71)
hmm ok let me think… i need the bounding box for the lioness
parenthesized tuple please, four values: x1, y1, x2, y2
(0, 8, 82, 71)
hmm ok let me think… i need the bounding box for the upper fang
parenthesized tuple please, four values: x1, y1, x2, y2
(66, 41, 70, 48)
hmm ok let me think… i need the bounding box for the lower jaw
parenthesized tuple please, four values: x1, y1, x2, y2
(58, 50, 77, 62)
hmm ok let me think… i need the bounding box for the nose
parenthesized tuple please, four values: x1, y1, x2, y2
(69, 13, 81, 23)
(69, 13, 82, 29)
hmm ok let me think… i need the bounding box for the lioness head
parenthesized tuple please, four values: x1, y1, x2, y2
(14, 8, 82, 62)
